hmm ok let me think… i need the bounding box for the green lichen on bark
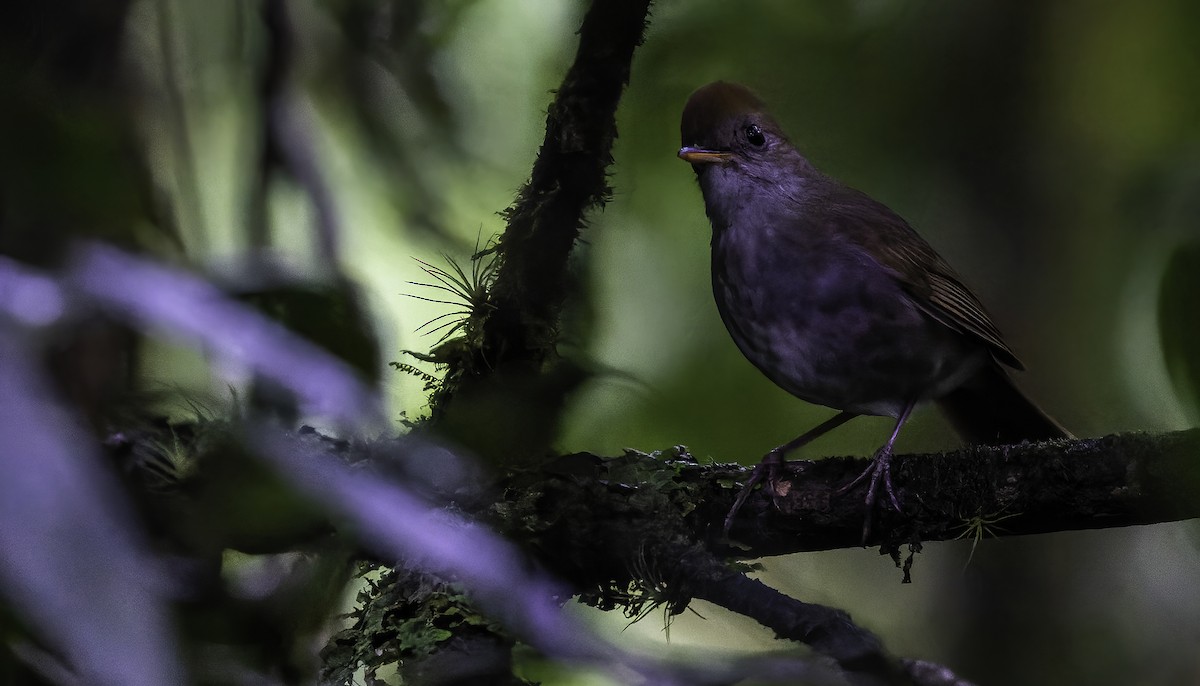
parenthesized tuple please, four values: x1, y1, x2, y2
(320, 564, 517, 685)
(489, 446, 753, 620)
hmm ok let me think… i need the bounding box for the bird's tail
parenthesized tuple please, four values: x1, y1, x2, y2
(936, 365, 1071, 444)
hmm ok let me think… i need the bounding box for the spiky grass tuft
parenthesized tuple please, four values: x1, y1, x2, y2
(406, 242, 497, 348)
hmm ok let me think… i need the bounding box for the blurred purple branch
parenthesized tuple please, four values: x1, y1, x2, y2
(0, 255, 67, 327)
(68, 243, 379, 425)
(0, 327, 183, 686)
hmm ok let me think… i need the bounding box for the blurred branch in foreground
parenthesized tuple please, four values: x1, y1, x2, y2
(1, 246, 854, 685)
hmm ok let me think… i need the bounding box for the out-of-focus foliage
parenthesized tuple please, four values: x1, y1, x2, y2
(1160, 242, 1200, 422)
(321, 565, 516, 685)
(0, 1, 466, 683)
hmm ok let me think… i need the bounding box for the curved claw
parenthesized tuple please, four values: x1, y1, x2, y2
(834, 402, 915, 541)
(864, 451, 903, 513)
(723, 411, 859, 538)
(836, 448, 902, 542)
(723, 449, 784, 536)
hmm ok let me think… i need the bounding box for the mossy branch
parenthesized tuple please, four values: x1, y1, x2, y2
(513, 430, 1200, 563)
(489, 429, 1200, 685)
(428, 0, 652, 418)
(482, 0, 651, 364)
(310, 430, 1200, 686)
(699, 429, 1200, 558)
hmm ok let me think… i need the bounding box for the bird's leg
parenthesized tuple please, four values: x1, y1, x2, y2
(724, 411, 857, 535)
(836, 401, 916, 541)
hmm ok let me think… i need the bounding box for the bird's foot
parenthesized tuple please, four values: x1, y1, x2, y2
(723, 448, 788, 536)
(835, 447, 902, 542)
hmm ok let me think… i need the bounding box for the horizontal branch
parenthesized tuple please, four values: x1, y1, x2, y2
(690, 571, 974, 686)
(515, 430, 1198, 684)
(680, 429, 1200, 558)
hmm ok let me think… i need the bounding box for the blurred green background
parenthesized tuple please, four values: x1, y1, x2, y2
(5, 0, 1199, 684)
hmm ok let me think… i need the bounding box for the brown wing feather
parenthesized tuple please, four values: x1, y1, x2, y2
(821, 184, 1023, 369)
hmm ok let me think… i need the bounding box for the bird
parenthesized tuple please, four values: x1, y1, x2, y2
(677, 81, 1069, 538)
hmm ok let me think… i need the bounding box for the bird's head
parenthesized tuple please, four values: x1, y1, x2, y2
(679, 82, 819, 228)
(678, 81, 794, 172)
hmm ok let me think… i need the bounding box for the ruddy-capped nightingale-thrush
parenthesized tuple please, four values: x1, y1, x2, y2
(677, 81, 1069, 537)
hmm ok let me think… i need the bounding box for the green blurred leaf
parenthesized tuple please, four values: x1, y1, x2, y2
(1159, 241, 1200, 422)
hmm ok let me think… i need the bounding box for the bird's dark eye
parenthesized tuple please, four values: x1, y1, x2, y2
(745, 124, 766, 147)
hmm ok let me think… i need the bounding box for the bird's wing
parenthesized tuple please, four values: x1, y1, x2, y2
(824, 186, 1024, 369)
(878, 237, 1023, 369)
